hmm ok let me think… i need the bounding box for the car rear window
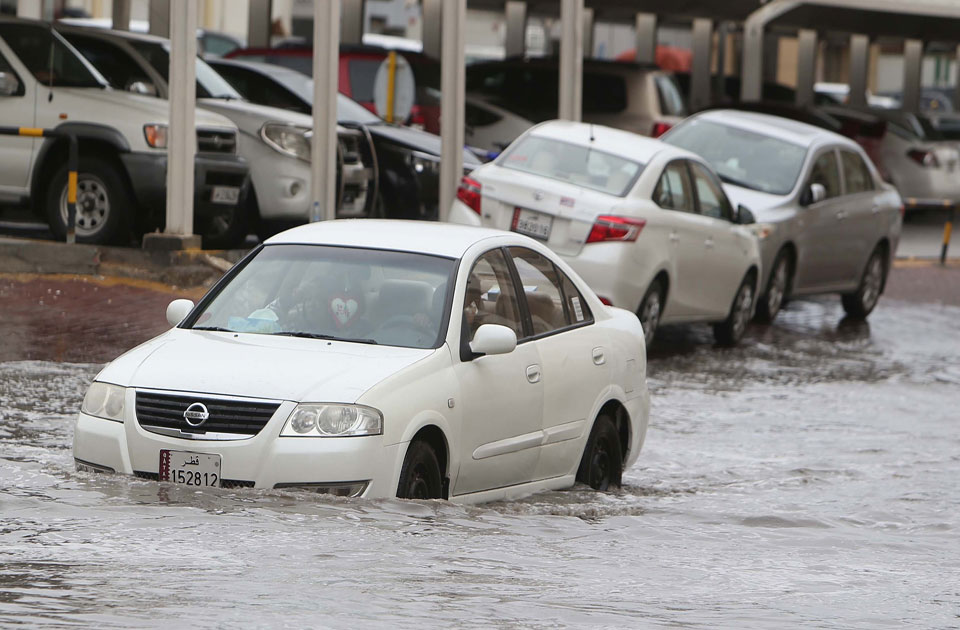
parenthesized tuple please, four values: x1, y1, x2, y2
(498, 135, 644, 197)
(583, 72, 626, 114)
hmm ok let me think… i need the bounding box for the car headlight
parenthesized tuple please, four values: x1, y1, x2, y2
(751, 222, 776, 240)
(261, 123, 311, 161)
(143, 124, 168, 148)
(406, 149, 440, 176)
(81, 382, 126, 422)
(280, 404, 383, 437)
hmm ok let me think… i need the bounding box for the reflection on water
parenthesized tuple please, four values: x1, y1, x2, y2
(2, 298, 960, 628)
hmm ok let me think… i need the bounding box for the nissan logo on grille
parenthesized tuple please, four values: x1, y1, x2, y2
(183, 402, 210, 427)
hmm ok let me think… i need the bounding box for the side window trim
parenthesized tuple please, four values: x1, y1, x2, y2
(809, 147, 841, 199)
(653, 159, 689, 212)
(554, 262, 595, 327)
(689, 160, 734, 221)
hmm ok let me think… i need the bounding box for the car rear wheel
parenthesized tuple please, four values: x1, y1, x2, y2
(755, 250, 791, 323)
(396, 440, 443, 500)
(714, 273, 755, 346)
(637, 279, 664, 348)
(841, 246, 885, 319)
(47, 156, 130, 245)
(576, 414, 622, 491)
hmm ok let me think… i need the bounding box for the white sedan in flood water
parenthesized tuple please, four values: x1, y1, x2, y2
(73, 220, 649, 503)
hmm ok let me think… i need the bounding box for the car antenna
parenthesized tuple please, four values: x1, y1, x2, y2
(589, 123, 595, 142)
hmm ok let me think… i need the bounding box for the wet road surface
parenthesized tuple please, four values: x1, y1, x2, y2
(2, 278, 959, 628)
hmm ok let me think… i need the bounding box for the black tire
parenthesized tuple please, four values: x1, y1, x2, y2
(396, 440, 443, 500)
(755, 249, 792, 323)
(637, 278, 664, 349)
(841, 246, 886, 319)
(197, 194, 250, 250)
(46, 156, 130, 245)
(713, 272, 755, 346)
(576, 414, 623, 491)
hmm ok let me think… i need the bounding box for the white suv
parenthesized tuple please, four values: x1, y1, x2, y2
(0, 18, 248, 246)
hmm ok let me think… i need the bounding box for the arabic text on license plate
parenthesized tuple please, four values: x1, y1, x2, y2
(159, 450, 221, 487)
(512, 208, 553, 241)
(211, 186, 240, 205)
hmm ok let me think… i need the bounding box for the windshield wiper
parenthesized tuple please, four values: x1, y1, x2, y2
(192, 326, 233, 332)
(274, 331, 378, 344)
(717, 173, 760, 191)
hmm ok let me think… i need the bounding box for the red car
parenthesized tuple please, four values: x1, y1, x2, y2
(226, 44, 442, 134)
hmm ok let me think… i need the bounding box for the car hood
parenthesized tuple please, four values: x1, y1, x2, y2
(97, 328, 435, 403)
(722, 184, 791, 217)
(365, 123, 482, 166)
(59, 88, 236, 130)
(198, 98, 348, 135)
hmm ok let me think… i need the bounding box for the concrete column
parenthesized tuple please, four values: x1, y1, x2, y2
(796, 29, 818, 108)
(247, 0, 272, 49)
(422, 0, 442, 60)
(505, 1, 527, 58)
(112, 0, 131, 30)
(763, 34, 780, 83)
(148, 0, 169, 37)
(955, 45, 960, 116)
(690, 18, 713, 112)
(634, 13, 656, 65)
(558, 0, 583, 122)
(311, 0, 340, 222)
(582, 8, 594, 59)
(16, 0, 42, 19)
(341, 0, 364, 46)
(848, 34, 869, 108)
(902, 39, 923, 113)
(165, 0, 196, 237)
(438, 0, 466, 222)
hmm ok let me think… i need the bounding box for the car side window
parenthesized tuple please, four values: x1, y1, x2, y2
(65, 35, 152, 93)
(809, 150, 842, 199)
(558, 270, 593, 325)
(0, 50, 23, 96)
(653, 161, 694, 212)
(507, 247, 569, 337)
(461, 249, 523, 347)
(215, 64, 309, 114)
(840, 150, 874, 194)
(690, 162, 734, 221)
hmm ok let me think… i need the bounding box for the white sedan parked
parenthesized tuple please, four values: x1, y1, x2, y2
(73, 221, 649, 503)
(449, 120, 762, 347)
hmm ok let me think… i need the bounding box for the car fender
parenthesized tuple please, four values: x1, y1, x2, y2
(579, 383, 648, 472)
(395, 409, 460, 478)
(30, 122, 132, 204)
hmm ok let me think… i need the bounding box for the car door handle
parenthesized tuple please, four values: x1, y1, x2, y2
(704, 237, 715, 249)
(669, 231, 680, 244)
(525, 364, 541, 384)
(836, 210, 847, 221)
(592, 347, 605, 365)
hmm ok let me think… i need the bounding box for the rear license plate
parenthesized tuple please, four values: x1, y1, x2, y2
(159, 450, 221, 487)
(211, 186, 240, 205)
(512, 207, 553, 241)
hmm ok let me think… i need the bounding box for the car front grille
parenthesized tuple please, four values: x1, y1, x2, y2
(197, 129, 237, 154)
(135, 390, 281, 438)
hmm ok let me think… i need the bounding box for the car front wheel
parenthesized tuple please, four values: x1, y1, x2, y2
(47, 157, 130, 245)
(841, 246, 885, 319)
(576, 414, 623, 491)
(396, 440, 443, 500)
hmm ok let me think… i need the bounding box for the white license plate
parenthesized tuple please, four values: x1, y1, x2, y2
(512, 207, 553, 241)
(159, 450, 221, 487)
(211, 186, 240, 205)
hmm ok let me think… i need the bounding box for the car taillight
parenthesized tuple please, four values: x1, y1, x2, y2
(457, 176, 482, 215)
(408, 105, 426, 131)
(598, 296, 613, 306)
(650, 121, 673, 138)
(907, 149, 939, 168)
(586, 216, 646, 244)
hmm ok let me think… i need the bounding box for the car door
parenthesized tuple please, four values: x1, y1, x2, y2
(452, 248, 544, 496)
(794, 148, 846, 290)
(0, 39, 36, 198)
(688, 161, 746, 319)
(837, 149, 880, 284)
(649, 159, 706, 318)
(505, 247, 610, 481)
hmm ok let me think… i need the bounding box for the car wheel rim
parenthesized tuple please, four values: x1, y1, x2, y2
(733, 284, 753, 338)
(641, 293, 661, 345)
(60, 175, 109, 237)
(767, 259, 787, 315)
(206, 212, 235, 239)
(862, 256, 883, 310)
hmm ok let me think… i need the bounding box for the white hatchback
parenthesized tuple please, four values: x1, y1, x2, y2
(73, 220, 649, 503)
(449, 120, 762, 347)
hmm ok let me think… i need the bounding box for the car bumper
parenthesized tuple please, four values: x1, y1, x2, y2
(73, 409, 405, 499)
(119, 151, 250, 226)
(559, 242, 648, 313)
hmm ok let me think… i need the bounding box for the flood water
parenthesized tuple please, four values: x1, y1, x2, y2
(2, 297, 959, 628)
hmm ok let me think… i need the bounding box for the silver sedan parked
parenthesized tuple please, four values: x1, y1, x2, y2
(663, 110, 902, 322)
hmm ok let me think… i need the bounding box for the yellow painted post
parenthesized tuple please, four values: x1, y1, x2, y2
(385, 50, 397, 124)
(942, 206, 954, 265)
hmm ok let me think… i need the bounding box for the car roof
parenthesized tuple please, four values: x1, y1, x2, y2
(690, 109, 851, 148)
(265, 219, 513, 258)
(525, 120, 670, 164)
(55, 23, 168, 45)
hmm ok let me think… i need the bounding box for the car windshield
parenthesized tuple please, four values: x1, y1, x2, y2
(0, 23, 104, 88)
(130, 40, 242, 99)
(664, 119, 808, 195)
(188, 244, 456, 349)
(498, 135, 644, 197)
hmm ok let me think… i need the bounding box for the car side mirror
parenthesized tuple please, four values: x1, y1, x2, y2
(166, 299, 195, 327)
(127, 80, 158, 96)
(736, 204, 755, 225)
(802, 182, 827, 206)
(0, 72, 20, 96)
(469, 324, 517, 356)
